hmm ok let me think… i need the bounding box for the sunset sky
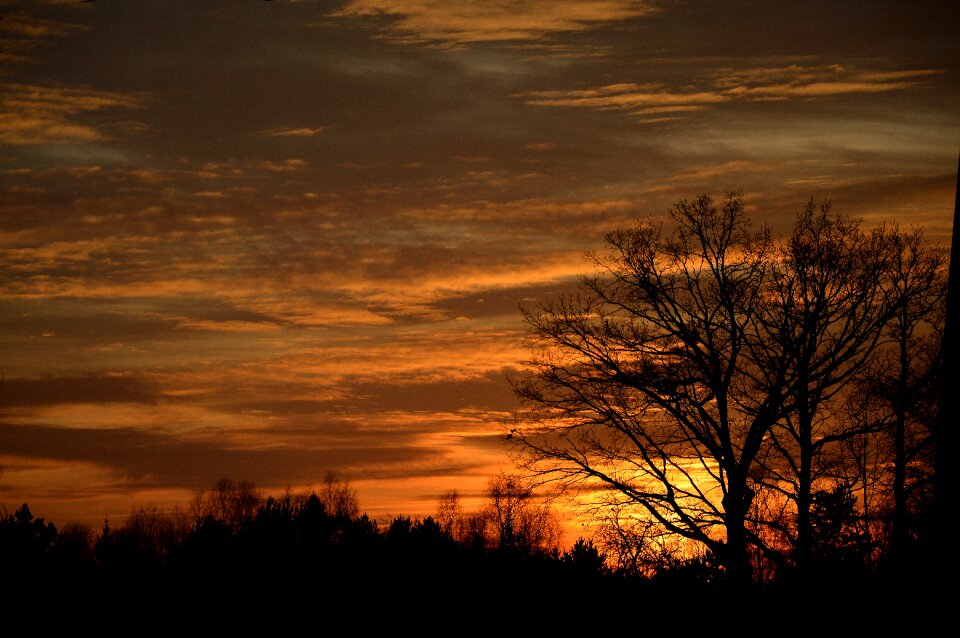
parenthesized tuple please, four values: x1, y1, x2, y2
(1, 0, 957, 527)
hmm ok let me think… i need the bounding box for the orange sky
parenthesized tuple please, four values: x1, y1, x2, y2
(1, 0, 957, 528)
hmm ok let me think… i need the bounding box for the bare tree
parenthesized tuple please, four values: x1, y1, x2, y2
(513, 192, 788, 585)
(756, 201, 900, 571)
(854, 228, 946, 560)
(436, 490, 465, 541)
(512, 192, 945, 581)
(594, 504, 695, 577)
(830, 424, 890, 566)
(485, 472, 561, 554)
(317, 472, 360, 519)
(193, 478, 262, 530)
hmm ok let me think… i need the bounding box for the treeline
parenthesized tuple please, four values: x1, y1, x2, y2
(0, 474, 621, 609)
(2, 478, 939, 621)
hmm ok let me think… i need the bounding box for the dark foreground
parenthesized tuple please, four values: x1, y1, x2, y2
(2, 499, 949, 631)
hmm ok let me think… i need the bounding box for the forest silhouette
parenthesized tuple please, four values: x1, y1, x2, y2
(2, 191, 953, 622)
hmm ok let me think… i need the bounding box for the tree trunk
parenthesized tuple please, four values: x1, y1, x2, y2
(794, 382, 813, 571)
(891, 320, 909, 561)
(722, 477, 755, 587)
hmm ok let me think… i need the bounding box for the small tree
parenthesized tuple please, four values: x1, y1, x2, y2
(485, 472, 560, 554)
(195, 478, 262, 531)
(316, 472, 360, 519)
(436, 490, 465, 541)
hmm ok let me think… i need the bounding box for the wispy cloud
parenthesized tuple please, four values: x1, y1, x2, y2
(336, 251, 585, 316)
(0, 11, 88, 64)
(0, 12, 86, 39)
(331, 0, 656, 46)
(0, 83, 144, 144)
(666, 160, 777, 183)
(519, 65, 941, 121)
(262, 126, 330, 137)
(520, 82, 729, 110)
(200, 158, 309, 174)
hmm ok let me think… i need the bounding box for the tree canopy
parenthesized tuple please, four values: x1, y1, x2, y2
(512, 192, 946, 583)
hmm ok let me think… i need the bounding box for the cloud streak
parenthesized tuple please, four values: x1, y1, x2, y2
(262, 126, 330, 137)
(519, 65, 941, 121)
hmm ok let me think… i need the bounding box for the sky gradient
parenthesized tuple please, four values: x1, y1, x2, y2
(1, 0, 957, 526)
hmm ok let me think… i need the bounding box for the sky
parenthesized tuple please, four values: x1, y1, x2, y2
(1, 0, 957, 527)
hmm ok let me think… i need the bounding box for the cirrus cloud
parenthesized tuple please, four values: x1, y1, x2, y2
(518, 65, 941, 121)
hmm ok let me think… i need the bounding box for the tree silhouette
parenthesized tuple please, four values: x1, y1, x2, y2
(436, 490, 465, 541)
(513, 192, 784, 585)
(755, 200, 901, 572)
(1, 504, 58, 571)
(876, 229, 946, 560)
(317, 472, 361, 520)
(512, 191, 946, 584)
(561, 537, 608, 576)
(484, 472, 560, 554)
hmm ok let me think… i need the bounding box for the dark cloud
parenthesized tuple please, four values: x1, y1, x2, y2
(340, 371, 520, 413)
(0, 375, 159, 407)
(0, 300, 171, 340)
(0, 421, 477, 489)
(433, 282, 578, 321)
(655, 1, 958, 62)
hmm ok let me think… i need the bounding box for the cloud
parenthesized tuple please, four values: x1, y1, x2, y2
(349, 372, 520, 413)
(713, 65, 940, 95)
(524, 142, 556, 151)
(336, 250, 585, 315)
(518, 65, 941, 121)
(0, 375, 159, 408)
(777, 172, 957, 242)
(200, 158, 308, 174)
(234, 296, 395, 328)
(432, 281, 576, 320)
(0, 421, 470, 489)
(666, 160, 777, 183)
(1, 0, 954, 528)
(331, 0, 656, 47)
(520, 83, 730, 110)
(399, 197, 638, 233)
(263, 126, 330, 137)
(168, 316, 282, 333)
(0, 83, 144, 144)
(0, 11, 88, 64)
(228, 370, 520, 415)
(241, 327, 531, 388)
(0, 12, 87, 39)
(259, 158, 309, 172)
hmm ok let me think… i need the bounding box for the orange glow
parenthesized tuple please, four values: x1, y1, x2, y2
(0, 1, 955, 538)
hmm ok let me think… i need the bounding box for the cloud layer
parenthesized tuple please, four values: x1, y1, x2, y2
(0, 0, 956, 525)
